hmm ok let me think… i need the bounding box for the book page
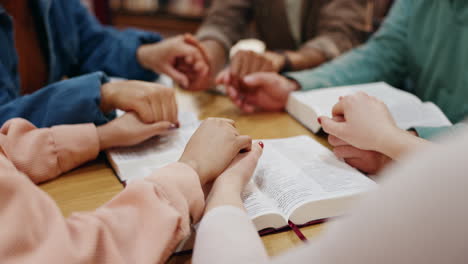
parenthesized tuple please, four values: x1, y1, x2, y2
(242, 183, 288, 230)
(245, 136, 375, 224)
(107, 112, 200, 182)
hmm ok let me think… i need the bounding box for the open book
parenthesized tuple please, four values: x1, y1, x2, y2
(286, 82, 452, 133)
(106, 112, 200, 183)
(243, 136, 375, 232)
(107, 114, 375, 233)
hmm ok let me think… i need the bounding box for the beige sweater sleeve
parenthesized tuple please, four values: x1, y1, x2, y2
(194, 128, 468, 264)
(0, 118, 100, 184)
(0, 160, 204, 264)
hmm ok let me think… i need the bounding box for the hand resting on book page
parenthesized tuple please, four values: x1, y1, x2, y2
(100, 80, 178, 124)
(179, 118, 253, 185)
(97, 112, 177, 150)
(205, 142, 264, 213)
(320, 92, 429, 161)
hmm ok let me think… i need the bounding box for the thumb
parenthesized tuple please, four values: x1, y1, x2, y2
(163, 65, 189, 88)
(320, 116, 347, 139)
(243, 72, 273, 88)
(148, 121, 177, 135)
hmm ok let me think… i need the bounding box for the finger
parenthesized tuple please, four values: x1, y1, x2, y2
(243, 72, 272, 91)
(331, 101, 345, 117)
(216, 69, 230, 85)
(183, 34, 210, 67)
(230, 53, 243, 78)
(238, 52, 252, 78)
(319, 116, 347, 139)
(218, 118, 235, 126)
(134, 100, 155, 123)
(332, 115, 345, 122)
(249, 54, 263, 74)
(333, 145, 364, 159)
(146, 121, 177, 137)
(227, 86, 239, 100)
(184, 55, 194, 65)
(241, 103, 256, 113)
(170, 92, 179, 125)
(236, 135, 253, 152)
(149, 92, 163, 122)
(328, 135, 349, 147)
(193, 60, 208, 76)
(344, 158, 376, 174)
(163, 65, 189, 88)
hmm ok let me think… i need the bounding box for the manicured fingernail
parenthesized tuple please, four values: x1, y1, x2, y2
(317, 118, 322, 125)
(169, 123, 178, 130)
(258, 141, 264, 149)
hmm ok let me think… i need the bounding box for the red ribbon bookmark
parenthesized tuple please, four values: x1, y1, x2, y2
(288, 221, 308, 242)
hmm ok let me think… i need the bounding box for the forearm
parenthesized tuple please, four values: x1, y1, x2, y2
(285, 48, 328, 72)
(378, 129, 430, 161)
(205, 180, 244, 214)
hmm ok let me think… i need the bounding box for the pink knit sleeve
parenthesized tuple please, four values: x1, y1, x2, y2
(0, 118, 100, 183)
(0, 161, 204, 263)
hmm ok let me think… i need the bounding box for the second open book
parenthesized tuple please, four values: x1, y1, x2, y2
(107, 112, 375, 233)
(286, 82, 452, 133)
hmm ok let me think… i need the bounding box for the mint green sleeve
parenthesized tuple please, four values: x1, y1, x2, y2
(414, 123, 468, 140)
(285, 0, 411, 91)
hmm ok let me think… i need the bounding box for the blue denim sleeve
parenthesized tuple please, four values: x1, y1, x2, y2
(0, 72, 114, 128)
(70, 0, 162, 81)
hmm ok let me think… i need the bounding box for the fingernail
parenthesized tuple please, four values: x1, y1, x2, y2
(317, 118, 322, 125)
(169, 123, 178, 130)
(258, 141, 264, 149)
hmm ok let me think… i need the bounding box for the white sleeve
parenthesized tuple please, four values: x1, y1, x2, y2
(193, 206, 269, 264)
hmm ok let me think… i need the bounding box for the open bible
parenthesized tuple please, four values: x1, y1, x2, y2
(286, 82, 452, 133)
(243, 136, 375, 232)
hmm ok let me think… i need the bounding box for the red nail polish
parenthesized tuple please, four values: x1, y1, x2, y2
(258, 141, 264, 149)
(317, 118, 322, 125)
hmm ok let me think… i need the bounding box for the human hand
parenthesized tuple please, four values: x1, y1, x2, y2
(174, 35, 213, 91)
(213, 141, 264, 193)
(100, 80, 178, 124)
(229, 50, 285, 79)
(319, 92, 402, 152)
(328, 134, 392, 174)
(221, 72, 299, 113)
(179, 118, 252, 184)
(204, 142, 264, 212)
(97, 112, 176, 150)
(137, 34, 209, 88)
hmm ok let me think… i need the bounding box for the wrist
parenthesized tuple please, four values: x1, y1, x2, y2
(376, 127, 413, 159)
(137, 44, 156, 71)
(100, 83, 114, 114)
(96, 124, 116, 150)
(205, 181, 244, 213)
(179, 158, 204, 185)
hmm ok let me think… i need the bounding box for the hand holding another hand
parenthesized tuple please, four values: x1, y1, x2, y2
(137, 34, 210, 89)
(320, 92, 401, 152)
(100, 80, 178, 124)
(179, 118, 252, 185)
(218, 72, 299, 113)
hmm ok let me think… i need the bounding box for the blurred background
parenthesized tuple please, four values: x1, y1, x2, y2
(82, 0, 212, 37)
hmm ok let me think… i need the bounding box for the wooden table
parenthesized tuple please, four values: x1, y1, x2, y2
(39, 88, 329, 263)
